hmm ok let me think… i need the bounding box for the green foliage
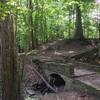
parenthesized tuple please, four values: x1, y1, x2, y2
(1, 0, 99, 52)
(0, 0, 16, 20)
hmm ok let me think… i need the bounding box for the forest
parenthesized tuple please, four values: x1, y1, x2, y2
(0, 0, 100, 100)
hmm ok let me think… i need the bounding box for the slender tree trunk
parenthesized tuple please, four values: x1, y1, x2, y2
(1, 15, 20, 100)
(68, 7, 71, 38)
(29, 0, 36, 49)
(74, 4, 85, 40)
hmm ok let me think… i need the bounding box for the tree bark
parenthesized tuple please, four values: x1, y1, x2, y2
(1, 15, 20, 100)
(29, 0, 37, 49)
(74, 4, 85, 40)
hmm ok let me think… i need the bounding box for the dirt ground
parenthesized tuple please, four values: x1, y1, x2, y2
(40, 39, 99, 65)
(39, 91, 96, 100)
(37, 39, 96, 57)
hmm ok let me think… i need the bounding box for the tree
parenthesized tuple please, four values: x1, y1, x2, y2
(74, 3, 84, 40)
(72, 0, 95, 40)
(28, 0, 36, 49)
(1, 15, 21, 100)
(0, 1, 21, 100)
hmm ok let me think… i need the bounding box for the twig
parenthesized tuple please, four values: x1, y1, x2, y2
(27, 61, 57, 93)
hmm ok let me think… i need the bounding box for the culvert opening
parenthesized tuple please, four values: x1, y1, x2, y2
(49, 73, 65, 88)
(29, 73, 66, 96)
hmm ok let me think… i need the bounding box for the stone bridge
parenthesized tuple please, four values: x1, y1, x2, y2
(31, 46, 100, 99)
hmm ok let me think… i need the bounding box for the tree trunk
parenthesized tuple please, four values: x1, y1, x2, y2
(74, 4, 85, 40)
(29, 0, 36, 49)
(1, 15, 20, 100)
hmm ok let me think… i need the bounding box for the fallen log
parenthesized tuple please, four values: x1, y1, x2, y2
(69, 47, 98, 59)
(72, 61, 100, 72)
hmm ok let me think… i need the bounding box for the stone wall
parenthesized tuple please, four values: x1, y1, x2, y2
(39, 61, 74, 78)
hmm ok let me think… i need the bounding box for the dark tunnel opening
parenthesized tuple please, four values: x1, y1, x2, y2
(49, 73, 66, 88)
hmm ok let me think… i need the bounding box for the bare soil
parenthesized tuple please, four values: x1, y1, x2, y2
(39, 91, 96, 100)
(76, 74, 100, 89)
(76, 55, 100, 66)
(37, 39, 97, 59)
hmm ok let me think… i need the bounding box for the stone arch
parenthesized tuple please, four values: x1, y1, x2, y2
(48, 73, 66, 87)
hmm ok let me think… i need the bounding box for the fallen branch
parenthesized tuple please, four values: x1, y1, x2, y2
(26, 60, 57, 93)
(70, 47, 98, 59)
(73, 72, 96, 78)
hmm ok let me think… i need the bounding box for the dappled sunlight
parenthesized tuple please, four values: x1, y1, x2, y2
(42, 45, 48, 50)
(54, 51, 63, 55)
(49, 41, 57, 45)
(68, 51, 75, 54)
(53, 50, 76, 56)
